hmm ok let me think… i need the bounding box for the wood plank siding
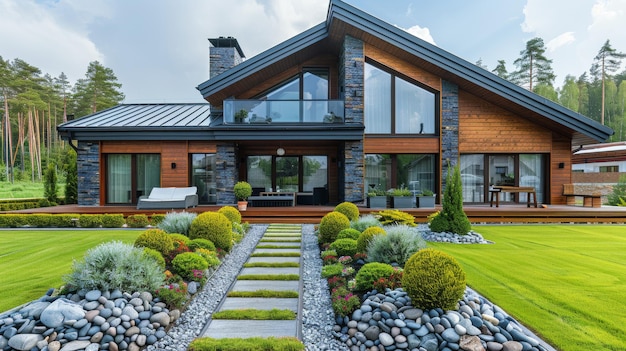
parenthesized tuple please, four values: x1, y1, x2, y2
(99, 141, 217, 206)
(458, 91, 552, 153)
(550, 133, 572, 205)
(364, 45, 441, 91)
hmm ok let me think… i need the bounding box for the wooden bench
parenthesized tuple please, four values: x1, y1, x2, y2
(248, 192, 296, 207)
(563, 184, 602, 208)
(489, 186, 537, 208)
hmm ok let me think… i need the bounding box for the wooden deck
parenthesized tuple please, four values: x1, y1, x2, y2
(6, 203, 626, 224)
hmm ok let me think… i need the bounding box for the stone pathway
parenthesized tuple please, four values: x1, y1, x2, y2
(201, 224, 303, 339)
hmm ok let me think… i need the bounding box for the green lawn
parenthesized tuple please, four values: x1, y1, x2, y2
(429, 225, 626, 351)
(0, 181, 65, 199)
(0, 229, 140, 312)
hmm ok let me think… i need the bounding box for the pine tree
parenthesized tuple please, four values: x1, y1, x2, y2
(429, 164, 471, 235)
(510, 37, 555, 91)
(590, 40, 626, 125)
(492, 60, 508, 79)
(43, 163, 58, 204)
(72, 61, 125, 118)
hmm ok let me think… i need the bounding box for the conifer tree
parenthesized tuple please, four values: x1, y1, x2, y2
(590, 39, 626, 125)
(510, 37, 555, 91)
(429, 164, 471, 235)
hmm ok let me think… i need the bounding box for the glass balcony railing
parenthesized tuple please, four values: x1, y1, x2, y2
(223, 99, 345, 124)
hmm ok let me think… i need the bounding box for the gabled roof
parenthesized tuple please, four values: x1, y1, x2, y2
(197, 0, 612, 144)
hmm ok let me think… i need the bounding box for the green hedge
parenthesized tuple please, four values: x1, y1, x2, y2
(0, 213, 130, 228)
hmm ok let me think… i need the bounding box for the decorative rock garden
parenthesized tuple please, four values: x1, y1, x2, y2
(0, 288, 181, 351)
(333, 288, 549, 351)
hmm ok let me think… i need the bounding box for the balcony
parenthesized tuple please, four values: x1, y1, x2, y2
(224, 99, 345, 124)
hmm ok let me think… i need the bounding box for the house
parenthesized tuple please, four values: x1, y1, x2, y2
(57, 0, 613, 207)
(571, 141, 626, 197)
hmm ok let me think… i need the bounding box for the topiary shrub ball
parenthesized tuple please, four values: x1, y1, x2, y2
(356, 226, 386, 253)
(218, 206, 242, 224)
(318, 211, 351, 245)
(329, 238, 358, 257)
(334, 202, 360, 221)
(354, 262, 395, 291)
(189, 211, 233, 252)
(337, 228, 361, 240)
(402, 248, 466, 310)
(134, 228, 175, 255)
(171, 252, 209, 280)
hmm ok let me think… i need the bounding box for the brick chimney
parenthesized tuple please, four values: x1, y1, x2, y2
(209, 36, 245, 78)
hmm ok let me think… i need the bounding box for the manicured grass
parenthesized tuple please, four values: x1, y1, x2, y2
(212, 308, 296, 320)
(227, 290, 299, 298)
(237, 274, 299, 280)
(189, 337, 304, 351)
(429, 225, 626, 351)
(0, 181, 65, 199)
(0, 229, 140, 312)
(243, 262, 300, 268)
(260, 238, 301, 242)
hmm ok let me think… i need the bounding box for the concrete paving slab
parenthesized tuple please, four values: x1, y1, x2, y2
(253, 248, 301, 255)
(240, 267, 300, 275)
(246, 256, 301, 264)
(231, 280, 299, 291)
(203, 320, 297, 338)
(219, 297, 298, 311)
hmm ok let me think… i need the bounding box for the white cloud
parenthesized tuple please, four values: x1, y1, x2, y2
(0, 0, 104, 83)
(547, 32, 576, 52)
(402, 24, 437, 46)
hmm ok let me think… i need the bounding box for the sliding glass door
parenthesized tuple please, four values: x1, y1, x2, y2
(106, 154, 160, 204)
(246, 155, 327, 193)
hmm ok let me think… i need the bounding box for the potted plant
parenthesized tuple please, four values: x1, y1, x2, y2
(233, 181, 252, 211)
(234, 109, 248, 124)
(366, 187, 387, 208)
(388, 185, 414, 208)
(416, 189, 436, 208)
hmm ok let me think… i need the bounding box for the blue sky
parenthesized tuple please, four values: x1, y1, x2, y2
(1, 0, 625, 103)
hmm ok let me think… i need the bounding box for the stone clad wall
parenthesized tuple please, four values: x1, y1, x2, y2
(216, 143, 237, 204)
(77, 141, 100, 206)
(441, 80, 459, 191)
(341, 35, 365, 202)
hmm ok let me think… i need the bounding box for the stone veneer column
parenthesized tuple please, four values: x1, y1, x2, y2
(77, 141, 100, 206)
(340, 35, 365, 203)
(441, 80, 459, 190)
(209, 46, 243, 78)
(216, 143, 237, 204)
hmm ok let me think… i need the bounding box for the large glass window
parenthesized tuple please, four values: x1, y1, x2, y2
(246, 155, 327, 193)
(303, 156, 328, 191)
(106, 154, 160, 204)
(365, 154, 436, 198)
(247, 156, 272, 191)
(519, 154, 545, 203)
(191, 154, 216, 204)
(276, 156, 299, 192)
(365, 61, 437, 135)
(460, 155, 485, 202)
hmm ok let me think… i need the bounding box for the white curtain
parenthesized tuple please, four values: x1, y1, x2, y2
(107, 155, 131, 203)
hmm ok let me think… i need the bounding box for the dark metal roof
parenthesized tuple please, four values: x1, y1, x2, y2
(57, 103, 364, 142)
(196, 0, 613, 143)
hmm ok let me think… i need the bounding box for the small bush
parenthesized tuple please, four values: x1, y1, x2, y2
(402, 248, 466, 310)
(155, 283, 188, 309)
(356, 226, 386, 253)
(195, 248, 221, 268)
(78, 214, 103, 228)
(143, 247, 166, 269)
(135, 228, 175, 255)
(377, 209, 416, 227)
(188, 238, 216, 251)
(334, 202, 359, 221)
(372, 267, 404, 291)
(321, 263, 344, 278)
(171, 252, 209, 280)
(354, 262, 395, 292)
(337, 228, 361, 240)
(126, 214, 150, 228)
(351, 214, 383, 232)
(102, 214, 125, 228)
(367, 225, 426, 267)
(63, 241, 164, 292)
(189, 211, 233, 252)
(150, 214, 166, 226)
(169, 233, 191, 247)
(331, 286, 361, 317)
(429, 165, 471, 235)
(158, 211, 198, 235)
(218, 206, 242, 224)
(318, 211, 351, 245)
(329, 238, 358, 257)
